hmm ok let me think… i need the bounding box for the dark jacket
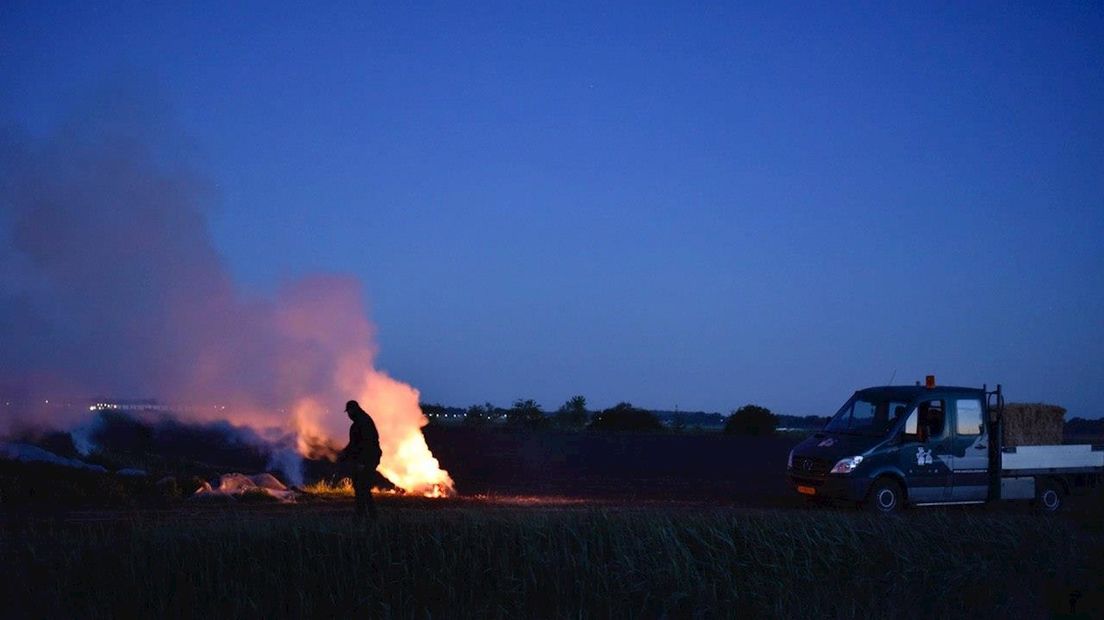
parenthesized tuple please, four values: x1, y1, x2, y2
(343, 412, 382, 466)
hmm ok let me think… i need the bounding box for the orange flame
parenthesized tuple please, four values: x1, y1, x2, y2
(290, 370, 454, 498)
(264, 277, 454, 498)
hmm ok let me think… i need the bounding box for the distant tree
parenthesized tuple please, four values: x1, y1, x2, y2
(670, 412, 687, 433)
(589, 402, 663, 432)
(724, 404, 778, 436)
(1064, 417, 1104, 438)
(803, 415, 830, 428)
(507, 399, 547, 428)
(464, 403, 496, 427)
(553, 395, 589, 429)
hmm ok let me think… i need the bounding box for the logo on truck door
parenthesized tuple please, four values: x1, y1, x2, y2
(916, 447, 933, 465)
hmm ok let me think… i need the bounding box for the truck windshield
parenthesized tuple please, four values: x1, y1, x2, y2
(824, 396, 911, 437)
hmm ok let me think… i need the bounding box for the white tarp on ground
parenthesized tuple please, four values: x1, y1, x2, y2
(0, 442, 108, 472)
(192, 472, 298, 502)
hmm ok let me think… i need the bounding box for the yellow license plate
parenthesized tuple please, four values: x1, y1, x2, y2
(797, 485, 816, 496)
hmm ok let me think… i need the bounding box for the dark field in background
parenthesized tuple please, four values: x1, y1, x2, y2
(1, 501, 1101, 618)
(424, 426, 798, 504)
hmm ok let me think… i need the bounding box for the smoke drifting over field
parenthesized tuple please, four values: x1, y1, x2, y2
(0, 100, 452, 494)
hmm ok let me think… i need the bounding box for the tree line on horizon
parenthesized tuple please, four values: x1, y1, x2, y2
(420, 399, 1104, 439)
(420, 397, 798, 436)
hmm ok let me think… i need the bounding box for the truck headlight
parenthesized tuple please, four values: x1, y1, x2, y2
(830, 456, 864, 474)
(787, 449, 794, 469)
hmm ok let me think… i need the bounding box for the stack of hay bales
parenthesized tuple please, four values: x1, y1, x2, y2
(1002, 403, 1066, 447)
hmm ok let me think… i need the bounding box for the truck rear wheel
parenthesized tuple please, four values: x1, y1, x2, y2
(866, 478, 903, 514)
(1034, 478, 1064, 513)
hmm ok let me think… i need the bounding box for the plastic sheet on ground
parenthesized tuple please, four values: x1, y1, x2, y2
(192, 472, 298, 502)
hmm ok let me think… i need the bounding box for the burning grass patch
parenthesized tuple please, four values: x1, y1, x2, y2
(301, 476, 355, 498)
(1, 503, 1101, 618)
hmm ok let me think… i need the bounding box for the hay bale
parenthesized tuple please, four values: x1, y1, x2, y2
(1002, 403, 1065, 447)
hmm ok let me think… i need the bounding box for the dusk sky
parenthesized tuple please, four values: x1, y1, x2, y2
(2, 3, 1102, 417)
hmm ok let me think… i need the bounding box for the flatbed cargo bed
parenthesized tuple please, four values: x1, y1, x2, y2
(1001, 444, 1104, 471)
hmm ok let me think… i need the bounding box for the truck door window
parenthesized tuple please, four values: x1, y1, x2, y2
(956, 399, 984, 436)
(918, 400, 945, 439)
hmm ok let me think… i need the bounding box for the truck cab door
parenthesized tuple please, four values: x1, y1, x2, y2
(949, 398, 989, 501)
(900, 399, 951, 503)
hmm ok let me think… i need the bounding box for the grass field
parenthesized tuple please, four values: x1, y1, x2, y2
(3, 427, 1102, 618)
(2, 498, 1102, 618)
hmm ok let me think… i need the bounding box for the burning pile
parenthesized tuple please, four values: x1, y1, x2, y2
(0, 93, 454, 498)
(291, 369, 455, 497)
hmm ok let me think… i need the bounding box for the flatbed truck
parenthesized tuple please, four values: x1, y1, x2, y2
(787, 379, 1104, 513)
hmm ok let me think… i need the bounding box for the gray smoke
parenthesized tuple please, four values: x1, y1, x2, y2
(0, 93, 375, 486)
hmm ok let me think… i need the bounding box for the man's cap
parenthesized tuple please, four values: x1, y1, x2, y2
(345, 400, 359, 412)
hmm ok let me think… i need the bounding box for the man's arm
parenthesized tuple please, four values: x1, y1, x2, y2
(339, 423, 360, 461)
(366, 417, 380, 448)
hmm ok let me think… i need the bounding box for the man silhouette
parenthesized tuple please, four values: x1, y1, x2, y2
(339, 400, 381, 520)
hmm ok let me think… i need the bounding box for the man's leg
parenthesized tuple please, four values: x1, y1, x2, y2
(353, 470, 368, 518)
(361, 466, 378, 519)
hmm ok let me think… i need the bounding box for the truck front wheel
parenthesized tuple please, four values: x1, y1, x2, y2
(1034, 478, 1064, 513)
(866, 478, 903, 514)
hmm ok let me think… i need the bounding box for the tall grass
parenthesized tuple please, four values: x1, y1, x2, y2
(1, 504, 1100, 618)
(300, 476, 354, 497)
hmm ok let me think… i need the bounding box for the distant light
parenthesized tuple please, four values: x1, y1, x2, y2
(44, 399, 49, 404)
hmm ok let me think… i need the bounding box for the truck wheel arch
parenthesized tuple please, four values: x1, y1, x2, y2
(867, 470, 909, 502)
(866, 475, 907, 513)
(1034, 476, 1066, 513)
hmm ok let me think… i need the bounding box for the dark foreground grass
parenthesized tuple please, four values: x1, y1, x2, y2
(2, 502, 1102, 619)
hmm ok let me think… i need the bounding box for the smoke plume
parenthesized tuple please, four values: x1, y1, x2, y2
(0, 97, 452, 494)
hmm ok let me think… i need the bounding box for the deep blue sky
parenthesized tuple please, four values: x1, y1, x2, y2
(3, 2, 1102, 416)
